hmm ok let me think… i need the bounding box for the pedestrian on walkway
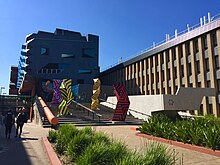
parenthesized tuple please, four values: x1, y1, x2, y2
(15, 107, 28, 138)
(3, 110, 15, 139)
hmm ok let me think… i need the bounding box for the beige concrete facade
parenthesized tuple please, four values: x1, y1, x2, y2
(100, 19, 220, 117)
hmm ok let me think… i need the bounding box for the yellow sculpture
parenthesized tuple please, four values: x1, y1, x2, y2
(91, 78, 101, 110)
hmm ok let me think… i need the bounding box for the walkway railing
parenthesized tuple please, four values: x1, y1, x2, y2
(38, 97, 58, 125)
(72, 100, 102, 122)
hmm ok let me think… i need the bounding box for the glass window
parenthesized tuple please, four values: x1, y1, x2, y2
(41, 48, 49, 55)
(196, 61, 200, 73)
(205, 59, 209, 71)
(203, 35, 208, 49)
(213, 32, 218, 46)
(207, 80, 211, 88)
(61, 53, 75, 58)
(217, 79, 220, 92)
(188, 63, 192, 75)
(186, 42, 191, 55)
(194, 39, 199, 52)
(215, 56, 219, 69)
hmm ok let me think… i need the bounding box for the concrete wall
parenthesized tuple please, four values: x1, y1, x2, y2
(101, 87, 216, 120)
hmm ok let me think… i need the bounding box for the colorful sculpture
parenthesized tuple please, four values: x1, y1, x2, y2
(112, 83, 130, 121)
(51, 79, 63, 106)
(58, 79, 73, 115)
(91, 78, 101, 110)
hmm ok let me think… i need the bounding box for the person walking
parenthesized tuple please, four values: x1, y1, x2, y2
(3, 110, 15, 139)
(15, 107, 28, 138)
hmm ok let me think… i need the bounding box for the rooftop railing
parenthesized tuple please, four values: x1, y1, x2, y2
(101, 12, 220, 72)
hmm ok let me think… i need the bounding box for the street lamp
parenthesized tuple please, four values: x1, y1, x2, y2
(0, 86, 5, 95)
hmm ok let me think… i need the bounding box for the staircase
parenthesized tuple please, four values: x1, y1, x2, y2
(36, 100, 143, 128)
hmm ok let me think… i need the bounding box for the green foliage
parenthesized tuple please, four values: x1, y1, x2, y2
(51, 123, 177, 165)
(142, 142, 177, 165)
(48, 130, 57, 143)
(67, 132, 93, 161)
(140, 114, 220, 150)
(76, 141, 128, 165)
(55, 124, 78, 154)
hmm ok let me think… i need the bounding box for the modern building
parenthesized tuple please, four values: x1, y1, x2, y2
(10, 29, 99, 98)
(100, 13, 220, 117)
(9, 66, 18, 95)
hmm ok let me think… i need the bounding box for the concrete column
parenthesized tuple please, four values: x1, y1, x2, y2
(182, 43, 189, 87)
(153, 56, 157, 94)
(163, 51, 169, 94)
(148, 58, 152, 95)
(190, 40, 198, 115)
(207, 33, 218, 116)
(125, 66, 128, 90)
(144, 59, 147, 95)
(140, 60, 143, 94)
(170, 49, 175, 94)
(198, 37, 208, 115)
(128, 65, 131, 94)
(158, 53, 163, 94)
(135, 62, 139, 94)
(176, 46, 181, 88)
(190, 41, 197, 87)
(132, 64, 135, 94)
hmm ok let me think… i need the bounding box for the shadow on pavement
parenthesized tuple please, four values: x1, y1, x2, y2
(0, 125, 33, 164)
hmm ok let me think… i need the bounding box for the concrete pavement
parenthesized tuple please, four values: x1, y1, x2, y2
(0, 122, 50, 165)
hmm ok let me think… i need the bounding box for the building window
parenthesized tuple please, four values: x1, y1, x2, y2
(215, 56, 220, 70)
(194, 39, 199, 52)
(181, 65, 184, 77)
(188, 63, 192, 75)
(196, 61, 200, 73)
(41, 48, 49, 55)
(208, 104, 213, 114)
(199, 104, 203, 115)
(61, 53, 75, 58)
(207, 80, 211, 88)
(186, 42, 191, 55)
(203, 35, 208, 49)
(173, 48, 176, 60)
(213, 32, 218, 46)
(205, 58, 209, 71)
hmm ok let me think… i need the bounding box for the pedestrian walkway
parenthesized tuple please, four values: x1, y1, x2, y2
(1, 122, 220, 165)
(0, 122, 50, 165)
(93, 125, 220, 165)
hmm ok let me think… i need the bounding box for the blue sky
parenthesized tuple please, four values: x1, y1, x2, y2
(0, 0, 220, 94)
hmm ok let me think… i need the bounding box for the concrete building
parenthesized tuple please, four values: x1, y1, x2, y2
(11, 29, 99, 97)
(100, 13, 220, 117)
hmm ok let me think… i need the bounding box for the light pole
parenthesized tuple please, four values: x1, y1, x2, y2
(0, 86, 5, 95)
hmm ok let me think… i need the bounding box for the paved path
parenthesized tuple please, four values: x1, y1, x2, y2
(93, 125, 220, 165)
(0, 122, 50, 165)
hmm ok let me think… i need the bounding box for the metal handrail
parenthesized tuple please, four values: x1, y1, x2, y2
(101, 12, 220, 72)
(72, 100, 102, 122)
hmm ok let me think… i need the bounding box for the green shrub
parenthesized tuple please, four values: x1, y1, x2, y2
(115, 151, 142, 165)
(142, 142, 177, 165)
(67, 132, 93, 161)
(55, 124, 79, 155)
(139, 114, 220, 150)
(48, 130, 57, 143)
(76, 141, 128, 165)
